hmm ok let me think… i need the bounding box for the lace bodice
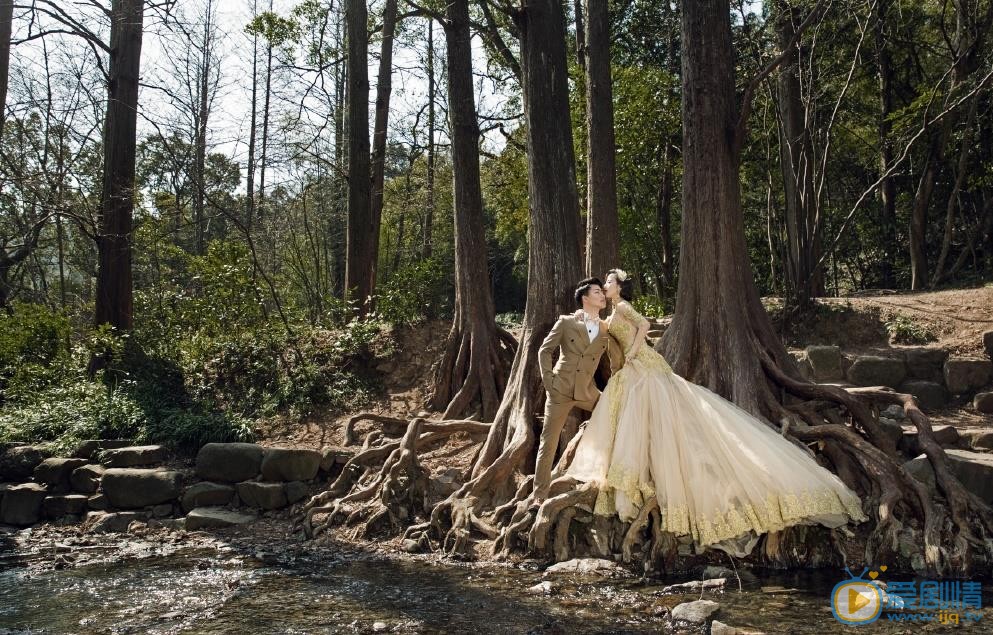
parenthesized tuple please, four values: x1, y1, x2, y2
(607, 301, 672, 373)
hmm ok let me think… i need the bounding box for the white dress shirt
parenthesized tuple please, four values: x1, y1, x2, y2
(581, 311, 600, 342)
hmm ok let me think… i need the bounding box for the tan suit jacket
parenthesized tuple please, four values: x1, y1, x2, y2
(538, 315, 624, 404)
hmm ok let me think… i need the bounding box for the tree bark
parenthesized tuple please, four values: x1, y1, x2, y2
(582, 0, 619, 280)
(344, 0, 374, 311)
(94, 0, 144, 331)
(370, 0, 398, 289)
(431, 0, 514, 422)
(660, 0, 797, 417)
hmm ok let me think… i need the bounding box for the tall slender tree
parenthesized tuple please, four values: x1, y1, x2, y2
(582, 0, 619, 279)
(430, 0, 515, 422)
(94, 0, 144, 331)
(370, 0, 398, 290)
(344, 0, 374, 311)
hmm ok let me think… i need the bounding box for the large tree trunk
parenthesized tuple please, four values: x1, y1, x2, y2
(344, 0, 374, 311)
(582, 0, 619, 279)
(370, 0, 398, 287)
(94, 0, 144, 331)
(774, 2, 822, 306)
(430, 0, 515, 422)
(458, 0, 583, 507)
(660, 0, 795, 417)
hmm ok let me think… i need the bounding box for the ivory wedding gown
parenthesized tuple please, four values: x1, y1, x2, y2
(566, 301, 866, 557)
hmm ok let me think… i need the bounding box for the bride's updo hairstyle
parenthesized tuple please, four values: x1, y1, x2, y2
(607, 268, 634, 301)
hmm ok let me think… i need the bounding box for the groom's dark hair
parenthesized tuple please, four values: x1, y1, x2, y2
(574, 277, 603, 308)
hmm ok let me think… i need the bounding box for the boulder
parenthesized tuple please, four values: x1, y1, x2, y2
(100, 445, 169, 468)
(983, 330, 993, 361)
(0, 483, 47, 526)
(958, 428, 993, 451)
(181, 482, 235, 513)
(185, 507, 256, 531)
(260, 448, 321, 482)
(974, 392, 993, 414)
(151, 504, 174, 518)
(543, 558, 627, 576)
(876, 418, 905, 450)
(899, 424, 960, 455)
(284, 481, 309, 505)
(33, 458, 89, 493)
(847, 356, 906, 388)
(72, 439, 134, 460)
(86, 511, 146, 533)
(87, 493, 109, 511)
(881, 404, 905, 420)
(70, 464, 106, 494)
(195, 443, 265, 483)
(319, 447, 353, 473)
(101, 468, 182, 508)
(943, 358, 993, 395)
(671, 599, 720, 624)
(42, 494, 89, 519)
(903, 347, 948, 382)
(236, 481, 287, 510)
(0, 445, 50, 481)
(898, 380, 949, 412)
(805, 345, 843, 381)
(945, 450, 993, 505)
(904, 455, 936, 491)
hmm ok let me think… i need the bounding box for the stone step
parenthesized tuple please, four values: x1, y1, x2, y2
(72, 439, 135, 460)
(904, 449, 993, 504)
(101, 468, 182, 509)
(34, 458, 89, 493)
(196, 443, 264, 483)
(99, 445, 169, 468)
(958, 428, 993, 451)
(0, 483, 48, 526)
(185, 507, 256, 531)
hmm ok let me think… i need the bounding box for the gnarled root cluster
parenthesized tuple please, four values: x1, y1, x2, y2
(300, 370, 993, 575)
(299, 415, 489, 540)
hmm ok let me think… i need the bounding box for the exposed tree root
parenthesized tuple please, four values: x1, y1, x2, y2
(430, 319, 517, 422)
(300, 330, 990, 576)
(299, 418, 489, 539)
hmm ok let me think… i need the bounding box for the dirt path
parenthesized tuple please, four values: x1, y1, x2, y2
(819, 285, 993, 355)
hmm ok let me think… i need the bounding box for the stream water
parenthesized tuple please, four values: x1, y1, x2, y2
(1, 531, 989, 634)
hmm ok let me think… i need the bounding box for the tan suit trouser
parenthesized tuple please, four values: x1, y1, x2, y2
(534, 391, 597, 500)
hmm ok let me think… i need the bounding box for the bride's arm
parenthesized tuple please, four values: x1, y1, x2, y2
(617, 301, 650, 358)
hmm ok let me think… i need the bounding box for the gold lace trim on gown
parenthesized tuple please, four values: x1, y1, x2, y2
(590, 302, 866, 546)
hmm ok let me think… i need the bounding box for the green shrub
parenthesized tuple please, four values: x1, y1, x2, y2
(633, 295, 670, 320)
(374, 258, 450, 325)
(885, 315, 937, 344)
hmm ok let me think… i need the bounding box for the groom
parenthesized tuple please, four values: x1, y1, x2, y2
(534, 277, 621, 504)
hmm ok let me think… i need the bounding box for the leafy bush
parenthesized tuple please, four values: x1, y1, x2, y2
(633, 295, 670, 320)
(374, 258, 451, 325)
(885, 315, 937, 344)
(186, 319, 389, 418)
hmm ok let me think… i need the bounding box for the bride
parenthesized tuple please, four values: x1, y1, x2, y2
(566, 269, 867, 557)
